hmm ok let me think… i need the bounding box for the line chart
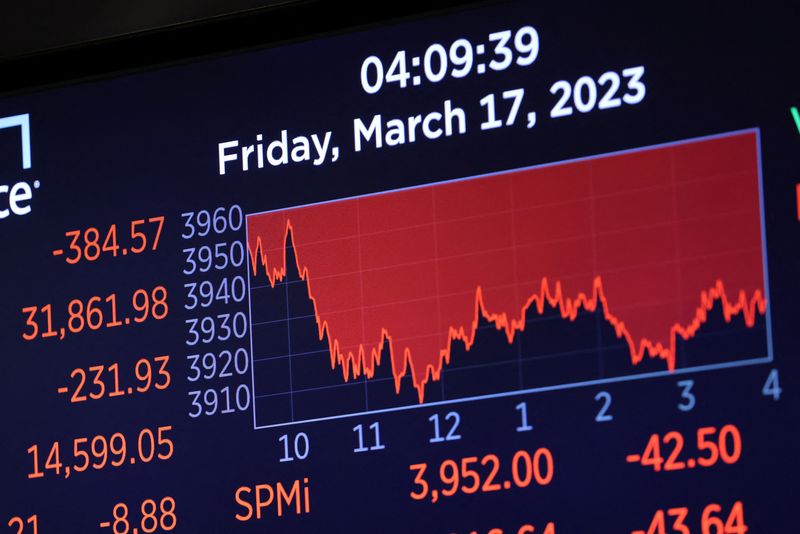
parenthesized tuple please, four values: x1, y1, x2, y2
(245, 130, 772, 428)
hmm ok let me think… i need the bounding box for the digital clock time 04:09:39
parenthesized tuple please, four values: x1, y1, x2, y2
(360, 26, 540, 94)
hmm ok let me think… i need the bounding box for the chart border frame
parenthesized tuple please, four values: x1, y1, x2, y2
(244, 128, 774, 430)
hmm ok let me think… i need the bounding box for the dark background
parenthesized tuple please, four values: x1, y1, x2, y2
(0, 1, 798, 532)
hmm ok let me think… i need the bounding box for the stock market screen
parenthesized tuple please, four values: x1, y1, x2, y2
(1, 2, 798, 532)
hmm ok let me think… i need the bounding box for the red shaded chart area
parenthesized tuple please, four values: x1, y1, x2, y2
(247, 131, 767, 410)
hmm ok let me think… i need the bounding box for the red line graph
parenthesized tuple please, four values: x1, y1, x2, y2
(248, 132, 767, 403)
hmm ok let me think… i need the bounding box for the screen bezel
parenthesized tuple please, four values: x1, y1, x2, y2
(0, 1, 490, 98)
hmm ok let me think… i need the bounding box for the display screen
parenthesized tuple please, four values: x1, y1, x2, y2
(1, 2, 798, 532)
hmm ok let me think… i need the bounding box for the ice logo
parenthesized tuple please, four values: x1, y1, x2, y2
(0, 113, 40, 220)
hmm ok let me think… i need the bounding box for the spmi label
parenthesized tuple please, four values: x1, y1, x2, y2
(234, 477, 311, 522)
